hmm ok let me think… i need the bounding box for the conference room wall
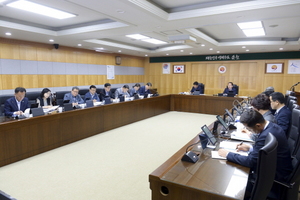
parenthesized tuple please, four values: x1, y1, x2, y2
(145, 59, 300, 97)
(0, 38, 146, 92)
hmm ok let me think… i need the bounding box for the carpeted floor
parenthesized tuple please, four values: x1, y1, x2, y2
(0, 111, 215, 200)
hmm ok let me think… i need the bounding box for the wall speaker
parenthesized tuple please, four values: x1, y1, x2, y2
(53, 44, 59, 49)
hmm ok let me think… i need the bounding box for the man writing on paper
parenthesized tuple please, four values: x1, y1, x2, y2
(218, 109, 292, 199)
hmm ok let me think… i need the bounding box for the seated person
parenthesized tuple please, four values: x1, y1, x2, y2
(223, 82, 237, 95)
(190, 81, 204, 94)
(99, 83, 114, 101)
(251, 93, 275, 123)
(114, 85, 130, 99)
(4, 87, 29, 117)
(84, 85, 100, 102)
(270, 92, 291, 135)
(63, 86, 84, 107)
(139, 82, 152, 95)
(36, 88, 53, 108)
(129, 83, 141, 97)
(218, 109, 292, 199)
(262, 86, 274, 97)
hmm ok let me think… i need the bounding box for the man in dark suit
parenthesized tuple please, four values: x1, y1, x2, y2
(218, 109, 292, 199)
(4, 87, 29, 117)
(84, 85, 100, 102)
(139, 82, 152, 95)
(190, 81, 204, 94)
(99, 83, 114, 101)
(270, 92, 291, 135)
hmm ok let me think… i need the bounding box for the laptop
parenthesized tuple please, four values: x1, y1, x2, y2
(104, 97, 111, 105)
(144, 94, 148, 99)
(227, 93, 235, 97)
(86, 100, 94, 108)
(218, 93, 224, 96)
(134, 94, 139, 100)
(201, 125, 217, 146)
(193, 91, 200, 95)
(31, 107, 45, 117)
(119, 95, 125, 102)
(64, 103, 73, 111)
(30, 103, 38, 108)
(63, 100, 70, 104)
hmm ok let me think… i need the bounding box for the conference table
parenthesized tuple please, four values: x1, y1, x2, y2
(0, 94, 247, 199)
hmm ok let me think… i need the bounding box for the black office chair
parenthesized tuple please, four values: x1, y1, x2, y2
(233, 84, 239, 95)
(274, 127, 300, 200)
(199, 83, 205, 94)
(0, 190, 16, 200)
(287, 107, 300, 156)
(285, 95, 297, 107)
(249, 132, 277, 200)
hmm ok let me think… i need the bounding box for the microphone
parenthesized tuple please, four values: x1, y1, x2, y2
(290, 82, 300, 91)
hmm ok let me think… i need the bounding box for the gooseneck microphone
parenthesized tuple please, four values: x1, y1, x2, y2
(290, 82, 300, 91)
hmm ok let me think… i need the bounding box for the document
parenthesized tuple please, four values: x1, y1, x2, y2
(211, 150, 248, 160)
(230, 131, 254, 142)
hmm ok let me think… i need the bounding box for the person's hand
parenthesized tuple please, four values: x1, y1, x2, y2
(218, 149, 229, 157)
(72, 102, 78, 107)
(241, 128, 251, 137)
(93, 99, 97, 102)
(236, 143, 250, 152)
(14, 111, 23, 115)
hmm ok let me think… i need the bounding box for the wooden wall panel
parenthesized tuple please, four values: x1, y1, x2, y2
(52, 75, 67, 87)
(0, 38, 146, 90)
(146, 60, 298, 97)
(22, 75, 39, 89)
(19, 45, 37, 60)
(38, 75, 53, 88)
(1, 75, 22, 89)
(0, 43, 20, 59)
(36, 47, 52, 62)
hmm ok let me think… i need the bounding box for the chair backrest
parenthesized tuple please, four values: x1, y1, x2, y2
(288, 99, 297, 112)
(280, 129, 300, 200)
(250, 132, 277, 200)
(233, 84, 239, 95)
(285, 95, 297, 107)
(199, 83, 205, 94)
(287, 107, 300, 156)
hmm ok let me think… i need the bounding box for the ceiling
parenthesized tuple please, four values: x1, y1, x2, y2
(0, 0, 300, 57)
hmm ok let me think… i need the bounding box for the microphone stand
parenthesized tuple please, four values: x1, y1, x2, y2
(290, 82, 300, 92)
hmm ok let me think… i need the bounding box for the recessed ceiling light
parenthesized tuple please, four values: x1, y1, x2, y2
(246, 49, 249, 51)
(243, 28, 265, 37)
(118, 50, 122, 52)
(237, 21, 262, 29)
(126, 34, 149, 40)
(242, 46, 246, 48)
(279, 48, 283, 50)
(201, 44, 205, 47)
(7, 0, 76, 19)
(96, 47, 104, 50)
(189, 52, 193, 55)
(77, 44, 82, 46)
(145, 55, 148, 57)
(49, 39, 54, 42)
(209, 48, 213, 50)
(166, 53, 169, 55)
(180, 50, 184, 52)
(217, 51, 220, 53)
(5, 32, 11, 36)
(143, 38, 167, 44)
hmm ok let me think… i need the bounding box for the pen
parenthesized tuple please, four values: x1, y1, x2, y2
(236, 141, 243, 149)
